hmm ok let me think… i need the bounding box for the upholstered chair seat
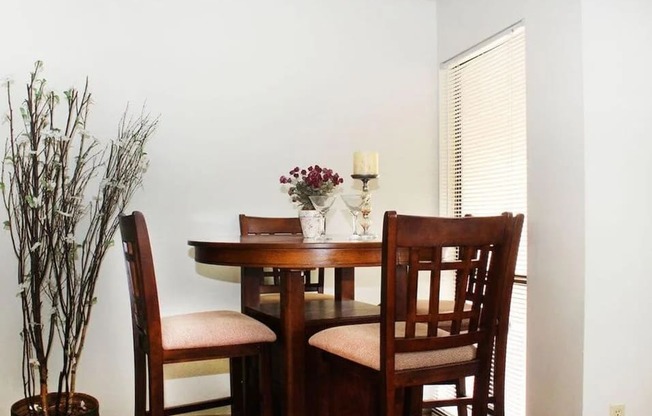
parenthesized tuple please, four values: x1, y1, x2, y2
(161, 310, 276, 350)
(309, 322, 476, 372)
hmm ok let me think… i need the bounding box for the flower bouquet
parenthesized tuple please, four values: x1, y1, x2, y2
(279, 165, 343, 210)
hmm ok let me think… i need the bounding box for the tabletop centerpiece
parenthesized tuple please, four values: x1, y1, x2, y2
(279, 165, 343, 238)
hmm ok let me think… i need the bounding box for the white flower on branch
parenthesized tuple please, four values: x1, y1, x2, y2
(15, 135, 29, 146)
(111, 138, 125, 148)
(42, 180, 56, 191)
(100, 179, 126, 190)
(16, 281, 29, 296)
(64, 233, 75, 244)
(29, 359, 39, 368)
(26, 195, 42, 208)
(42, 129, 63, 140)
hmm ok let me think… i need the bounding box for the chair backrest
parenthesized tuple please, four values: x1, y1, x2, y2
(239, 214, 324, 293)
(119, 211, 163, 356)
(238, 214, 303, 236)
(380, 211, 524, 378)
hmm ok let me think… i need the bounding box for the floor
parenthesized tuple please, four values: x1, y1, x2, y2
(187, 407, 230, 415)
(188, 408, 439, 415)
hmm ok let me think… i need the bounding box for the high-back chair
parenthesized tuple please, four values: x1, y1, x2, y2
(420, 277, 515, 416)
(420, 213, 517, 416)
(309, 211, 523, 415)
(239, 214, 332, 302)
(119, 211, 276, 416)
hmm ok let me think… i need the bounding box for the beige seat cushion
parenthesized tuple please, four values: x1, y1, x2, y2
(162, 310, 276, 350)
(260, 292, 334, 304)
(309, 322, 476, 371)
(416, 299, 472, 314)
(417, 299, 472, 332)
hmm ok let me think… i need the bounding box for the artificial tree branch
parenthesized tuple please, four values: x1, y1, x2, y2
(1, 61, 158, 415)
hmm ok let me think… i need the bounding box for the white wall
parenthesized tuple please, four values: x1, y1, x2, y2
(440, 0, 652, 415)
(0, 1, 438, 414)
(437, 0, 524, 62)
(525, 0, 586, 414)
(581, 1, 652, 415)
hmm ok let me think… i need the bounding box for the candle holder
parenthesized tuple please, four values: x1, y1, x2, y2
(351, 174, 379, 240)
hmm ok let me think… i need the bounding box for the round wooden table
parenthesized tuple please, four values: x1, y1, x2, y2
(188, 235, 382, 416)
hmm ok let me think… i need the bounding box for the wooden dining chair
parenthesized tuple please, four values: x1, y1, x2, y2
(238, 214, 332, 302)
(417, 299, 473, 416)
(119, 211, 276, 416)
(420, 212, 516, 416)
(420, 286, 514, 416)
(308, 211, 524, 415)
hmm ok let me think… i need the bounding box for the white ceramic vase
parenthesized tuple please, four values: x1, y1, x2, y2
(298, 210, 322, 239)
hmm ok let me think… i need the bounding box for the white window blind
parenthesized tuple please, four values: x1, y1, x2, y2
(437, 23, 527, 416)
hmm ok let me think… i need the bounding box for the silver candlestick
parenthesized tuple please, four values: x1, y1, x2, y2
(351, 174, 378, 240)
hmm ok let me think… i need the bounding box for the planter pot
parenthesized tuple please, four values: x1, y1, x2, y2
(298, 210, 322, 239)
(11, 392, 99, 416)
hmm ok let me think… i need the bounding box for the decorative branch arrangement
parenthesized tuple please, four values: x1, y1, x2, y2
(1, 61, 158, 415)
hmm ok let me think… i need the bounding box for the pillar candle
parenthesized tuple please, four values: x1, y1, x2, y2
(353, 151, 379, 175)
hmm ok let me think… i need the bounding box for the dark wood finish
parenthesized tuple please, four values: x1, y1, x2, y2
(238, 214, 327, 295)
(188, 235, 382, 416)
(120, 211, 275, 416)
(248, 299, 380, 336)
(310, 211, 524, 416)
(423, 216, 517, 416)
(191, 235, 381, 268)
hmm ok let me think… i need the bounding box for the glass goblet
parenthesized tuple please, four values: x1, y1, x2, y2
(308, 195, 336, 240)
(340, 194, 364, 240)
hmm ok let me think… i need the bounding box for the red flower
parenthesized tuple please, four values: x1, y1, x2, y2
(279, 164, 344, 210)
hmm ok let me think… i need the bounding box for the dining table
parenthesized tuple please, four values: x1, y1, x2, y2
(187, 234, 387, 416)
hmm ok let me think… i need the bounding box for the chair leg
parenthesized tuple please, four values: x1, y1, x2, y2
(147, 357, 165, 416)
(134, 351, 147, 416)
(491, 350, 506, 416)
(456, 378, 469, 416)
(317, 268, 325, 293)
(230, 356, 245, 416)
(258, 346, 274, 416)
(471, 368, 491, 416)
(403, 385, 423, 416)
(382, 381, 397, 416)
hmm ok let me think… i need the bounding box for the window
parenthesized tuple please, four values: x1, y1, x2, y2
(437, 23, 526, 416)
